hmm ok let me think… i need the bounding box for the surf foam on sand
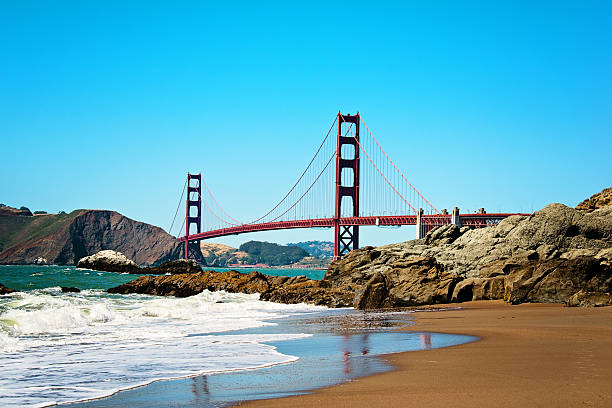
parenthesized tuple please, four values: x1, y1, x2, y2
(0, 288, 325, 407)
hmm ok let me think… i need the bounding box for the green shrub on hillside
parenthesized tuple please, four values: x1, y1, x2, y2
(238, 241, 309, 266)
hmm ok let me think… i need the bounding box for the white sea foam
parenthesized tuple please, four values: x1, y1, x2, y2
(0, 288, 325, 407)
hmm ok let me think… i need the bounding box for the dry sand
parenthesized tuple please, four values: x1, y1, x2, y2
(238, 300, 612, 408)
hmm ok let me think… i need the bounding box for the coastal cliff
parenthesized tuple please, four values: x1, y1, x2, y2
(0, 207, 194, 266)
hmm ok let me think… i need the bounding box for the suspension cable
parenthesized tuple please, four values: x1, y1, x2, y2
(197, 189, 242, 226)
(178, 216, 186, 237)
(188, 116, 339, 232)
(242, 116, 338, 225)
(360, 116, 441, 214)
(267, 150, 336, 223)
(340, 114, 419, 214)
(200, 175, 243, 224)
(168, 178, 187, 235)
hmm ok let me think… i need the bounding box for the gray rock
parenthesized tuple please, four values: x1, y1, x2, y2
(77, 250, 140, 273)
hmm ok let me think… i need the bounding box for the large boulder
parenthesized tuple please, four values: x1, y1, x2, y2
(450, 276, 505, 303)
(502, 256, 612, 304)
(141, 259, 202, 275)
(77, 250, 140, 273)
(353, 257, 461, 309)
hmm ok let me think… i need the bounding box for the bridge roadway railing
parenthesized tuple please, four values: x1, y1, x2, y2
(178, 213, 529, 242)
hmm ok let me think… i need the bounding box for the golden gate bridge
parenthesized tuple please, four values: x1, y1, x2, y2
(170, 112, 528, 261)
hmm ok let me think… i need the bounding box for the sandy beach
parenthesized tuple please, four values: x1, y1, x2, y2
(239, 300, 612, 408)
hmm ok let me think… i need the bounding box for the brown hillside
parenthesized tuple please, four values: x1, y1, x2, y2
(0, 209, 190, 266)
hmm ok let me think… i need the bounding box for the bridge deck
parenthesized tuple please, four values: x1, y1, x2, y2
(178, 213, 529, 242)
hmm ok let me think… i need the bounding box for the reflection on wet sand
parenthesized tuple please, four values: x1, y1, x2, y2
(420, 333, 432, 350)
(343, 333, 372, 374)
(190, 376, 210, 405)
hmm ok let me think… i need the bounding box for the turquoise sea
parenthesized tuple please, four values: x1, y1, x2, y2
(0, 265, 476, 408)
(0, 265, 326, 292)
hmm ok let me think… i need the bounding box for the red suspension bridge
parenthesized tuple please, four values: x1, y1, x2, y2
(171, 112, 528, 261)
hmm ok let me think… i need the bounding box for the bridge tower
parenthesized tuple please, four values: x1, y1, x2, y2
(184, 173, 202, 261)
(334, 112, 360, 260)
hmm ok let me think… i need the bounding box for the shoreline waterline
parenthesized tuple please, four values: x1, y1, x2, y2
(64, 309, 478, 408)
(49, 358, 301, 408)
(240, 301, 612, 408)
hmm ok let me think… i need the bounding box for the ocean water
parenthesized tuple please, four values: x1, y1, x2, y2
(206, 266, 326, 281)
(0, 265, 326, 292)
(0, 265, 476, 408)
(0, 266, 327, 407)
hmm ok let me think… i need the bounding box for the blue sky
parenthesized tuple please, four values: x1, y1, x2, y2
(1, 1, 611, 247)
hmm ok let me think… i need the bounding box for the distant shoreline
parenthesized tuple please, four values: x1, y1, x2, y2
(224, 263, 328, 271)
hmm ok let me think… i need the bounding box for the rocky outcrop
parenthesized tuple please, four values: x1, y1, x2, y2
(0, 209, 200, 266)
(108, 197, 611, 309)
(77, 252, 203, 275)
(0, 283, 16, 295)
(77, 250, 140, 273)
(576, 187, 612, 212)
(61, 286, 81, 293)
(108, 270, 353, 307)
(353, 257, 461, 309)
(141, 259, 202, 275)
(502, 256, 612, 305)
(567, 290, 612, 307)
(325, 203, 612, 308)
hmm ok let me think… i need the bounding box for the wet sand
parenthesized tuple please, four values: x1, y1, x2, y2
(239, 300, 612, 408)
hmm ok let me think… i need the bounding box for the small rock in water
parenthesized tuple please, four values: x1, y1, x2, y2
(76, 250, 140, 273)
(61, 286, 81, 293)
(33, 256, 47, 265)
(0, 282, 16, 295)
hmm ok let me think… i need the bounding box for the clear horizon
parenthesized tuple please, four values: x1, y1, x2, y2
(2, 2, 611, 247)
